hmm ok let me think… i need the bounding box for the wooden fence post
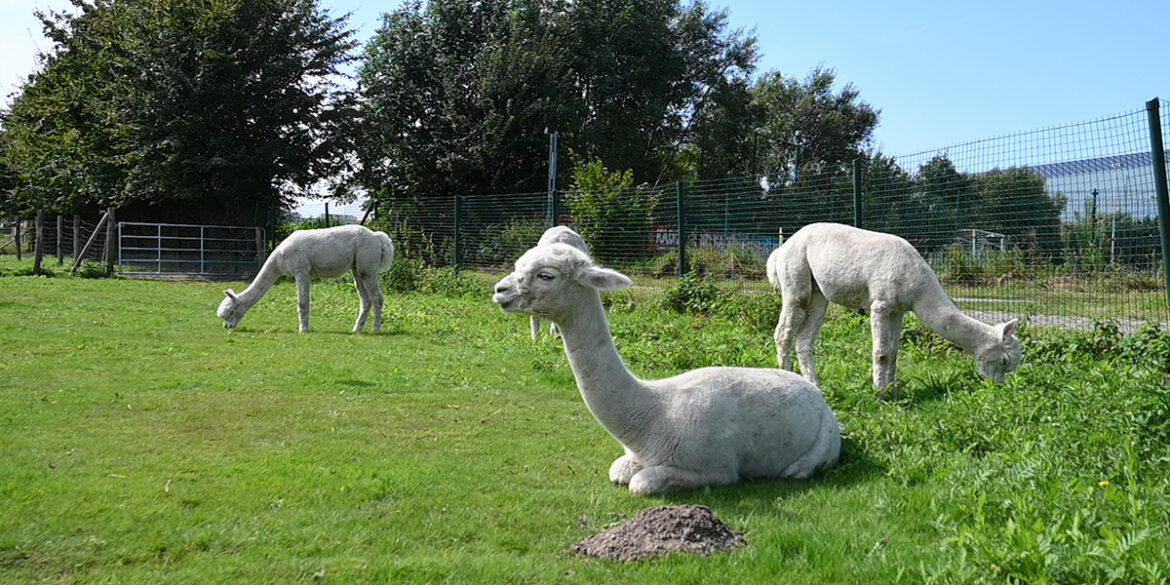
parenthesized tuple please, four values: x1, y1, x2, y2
(56, 215, 64, 264)
(33, 211, 45, 275)
(72, 210, 110, 273)
(104, 206, 116, 273)
(73, 215, 80, 261)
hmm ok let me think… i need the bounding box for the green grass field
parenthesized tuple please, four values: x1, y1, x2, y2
(1, 263, 1169, 584)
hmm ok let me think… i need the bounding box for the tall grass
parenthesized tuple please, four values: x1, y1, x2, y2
(1, 262, 1168, 584)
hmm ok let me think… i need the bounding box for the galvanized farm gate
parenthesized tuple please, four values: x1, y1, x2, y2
(117, 222, 265, 278)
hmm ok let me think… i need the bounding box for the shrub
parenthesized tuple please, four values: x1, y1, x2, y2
(565, 157, 658, 264)
(659, 272, 726, 314)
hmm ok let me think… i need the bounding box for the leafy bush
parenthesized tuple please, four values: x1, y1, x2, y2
(658, 272, 726, 314)
(470, 218, 548, 268)
(1118, 322, 1170, 373)
(565, 157, 658, 264)
(648, 246, 768, 280)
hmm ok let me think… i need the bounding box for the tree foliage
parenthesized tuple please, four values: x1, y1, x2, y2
(566, 156, 658, 264)
(749, 67, 879, 178)
(0, 0, 357, 222)
(356, 0, 758, 202)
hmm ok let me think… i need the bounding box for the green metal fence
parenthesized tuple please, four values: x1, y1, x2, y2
(377, 99, 1170, 330)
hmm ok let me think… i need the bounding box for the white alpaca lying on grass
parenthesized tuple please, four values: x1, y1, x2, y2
(767, 222, 1021, 393)
(530, 226, 589, 341)
(493, 243, 841, 495)
(217, 224, 394, 333)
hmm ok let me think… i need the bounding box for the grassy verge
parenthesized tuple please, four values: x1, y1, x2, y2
(1, 264, 1168, 584)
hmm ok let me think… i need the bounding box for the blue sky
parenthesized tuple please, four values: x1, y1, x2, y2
(3, 0, 1168, 214)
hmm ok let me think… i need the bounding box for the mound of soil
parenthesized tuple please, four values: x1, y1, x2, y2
(571, 505, 748, 562)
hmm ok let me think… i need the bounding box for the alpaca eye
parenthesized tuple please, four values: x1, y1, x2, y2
(537, 272, 556, 281)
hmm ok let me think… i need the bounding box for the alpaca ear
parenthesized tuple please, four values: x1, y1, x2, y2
(224, 289, 238, 301)
(1000, 318, 1019, 339)
(576, 265, 632, 291)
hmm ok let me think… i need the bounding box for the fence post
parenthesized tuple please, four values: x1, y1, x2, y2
(676, 182, 688, 276)
(56, 215, 64, 264)
(547, 130, 559, 226)
(1146, 98, 1170, 312)
(255, 227, 265, 272)
(14, 217, 21, 261)
(852, 158, 864, 229)
(73, 215, 80, 261)
(33, 210, 44, 275)
(104, 206, 116, 274)
(72, 210, 109, 273)
(453, 194, 462, 272)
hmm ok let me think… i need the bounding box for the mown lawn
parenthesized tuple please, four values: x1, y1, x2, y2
(1, 262, 1168, 584)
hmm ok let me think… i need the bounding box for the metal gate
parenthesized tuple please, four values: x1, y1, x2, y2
(117, 222, 265, 278)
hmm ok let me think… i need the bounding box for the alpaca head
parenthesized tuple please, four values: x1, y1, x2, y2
(493, 243, 630, 321)
(973, 319, 1022, 382)
(217, 289, 244, 328)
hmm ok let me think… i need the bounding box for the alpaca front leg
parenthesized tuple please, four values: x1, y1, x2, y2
(295, 274, 312, 333)
(869, 306, 901, 390)
(627, 465, 738, 495)
(609, 453, 642, 485)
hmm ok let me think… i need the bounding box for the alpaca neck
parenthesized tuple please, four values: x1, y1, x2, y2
(235, 254, 284, 308)
(555, 293, 658, 450)
(911, 283, 993, 352)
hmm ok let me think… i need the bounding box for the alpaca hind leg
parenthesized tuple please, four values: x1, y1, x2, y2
(779, 406, 842, 478)
(295, 274, 312, 332)
(774, 300, 806, 371)
(360, 273, 385, 332)
(351, 274, 372, 332)
(794, 292, 828, 386)
(627, 465, 738, 495)
(530, 316, 542, 341)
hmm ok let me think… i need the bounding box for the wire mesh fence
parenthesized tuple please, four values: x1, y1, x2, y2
(375, 100, 1170, 329)
(1, 214, 110, 265)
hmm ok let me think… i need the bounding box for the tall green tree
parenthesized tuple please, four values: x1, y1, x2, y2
(750, 67, 879, 178)
(972, 166, 1065, 260)
(0, 0, 357, 223)
(910, 155, 973, 252)
(356, 0, 757, 202)
(357, 0, 574, 203)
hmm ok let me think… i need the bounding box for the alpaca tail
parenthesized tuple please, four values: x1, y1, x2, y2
(765, 248, 782, 290)
(375, 232, 395, 273)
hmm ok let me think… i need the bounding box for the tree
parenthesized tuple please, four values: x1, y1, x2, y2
(972, 167, 1065, 260)
(565, 156, 658, 264)
(909, 155, 973, 253)
(356, 0, 757, 202)
(750, 67, 879, 178)
(0, 0, 357, 223)
(357, 0, 574, 204)
(856, 152, 916, 237)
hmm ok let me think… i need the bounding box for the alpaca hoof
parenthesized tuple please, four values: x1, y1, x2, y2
(627, 468, 673, 495)
(609, 455, 642, 485)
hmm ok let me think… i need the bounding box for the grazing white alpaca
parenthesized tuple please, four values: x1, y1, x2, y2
(530, 226, 589, 341)
(767, 222, 1021, 391)
(217, 224, 394, 333)
(494, 243, 841, 495)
